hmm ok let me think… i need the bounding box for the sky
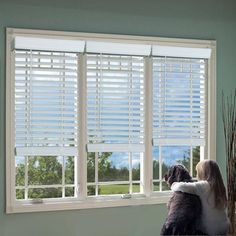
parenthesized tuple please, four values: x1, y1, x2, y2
(109, 145, 190, 169)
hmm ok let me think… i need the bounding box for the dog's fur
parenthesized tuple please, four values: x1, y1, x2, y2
(161, 164, 204, 235)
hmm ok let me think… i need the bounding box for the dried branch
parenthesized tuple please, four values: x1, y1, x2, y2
(222, 89, 236, 235)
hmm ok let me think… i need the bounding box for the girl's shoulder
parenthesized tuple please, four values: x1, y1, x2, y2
(195, 180, 209, 186)
(194, 180, 210, 192)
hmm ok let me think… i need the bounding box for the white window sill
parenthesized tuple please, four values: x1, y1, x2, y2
(6, 192, 172, 214)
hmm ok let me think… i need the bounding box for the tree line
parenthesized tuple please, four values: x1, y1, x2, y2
(16, 147, 200, 199)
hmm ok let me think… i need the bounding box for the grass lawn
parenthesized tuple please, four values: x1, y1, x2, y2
(90, 182, 170, 195)
(99, 184, 140, 195)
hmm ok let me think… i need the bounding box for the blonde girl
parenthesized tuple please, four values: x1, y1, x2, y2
(171, 160, 229, 235)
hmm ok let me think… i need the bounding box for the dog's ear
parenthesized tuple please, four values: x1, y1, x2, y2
(166, 166, 178, 185)
(164, 173, 169, 182)
(175, 165, 192, 182)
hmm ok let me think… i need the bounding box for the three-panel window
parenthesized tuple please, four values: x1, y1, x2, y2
(6, 29, 216, 213)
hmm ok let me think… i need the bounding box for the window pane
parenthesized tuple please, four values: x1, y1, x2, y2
(98, 152, 129, 182)
(99, 184, 129, 195)
(16, 189, 25, 199)
(162, 182, 171, 191)
(132, 183, 140, 193)
(15, 156, 25, 186)
(193, 146, 201, 177)
(87, 152, 141, 196)
(28, 156, 62, 185)
(153, 182, 160, 192)
(65, 156, 74, 185)
(65, 187, 74, 197)
(87, 185, 96, 196)
(152, 146, 195, 192)
(87, 152, 95, 183)
(28, 188, 62, 199)
(162, 146, 191, 178)
(132, 153, 141, 181)
(153, 147, 159, 180)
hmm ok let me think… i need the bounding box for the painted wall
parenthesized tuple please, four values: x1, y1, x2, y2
(0, 0, 236, 235)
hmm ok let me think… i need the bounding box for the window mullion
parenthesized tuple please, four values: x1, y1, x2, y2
(78, 53, 87, 199)
(143, 57, 153, 196)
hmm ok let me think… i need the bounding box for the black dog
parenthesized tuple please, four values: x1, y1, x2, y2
(161, 164, 204, 235)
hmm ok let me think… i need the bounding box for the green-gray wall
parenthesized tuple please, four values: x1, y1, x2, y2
(0, 0, 236, 235)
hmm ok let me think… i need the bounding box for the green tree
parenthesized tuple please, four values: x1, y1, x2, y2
(16, 156, 63, 199)
(28, 156, 62, 199)
(153, 160, 170, 191)
(177, 154, 190, 171)
(153, 160, 169, 179)
(16, 162, 25, 199)
(65, 156, 75, 196)
(192, 146, 200, 177)
(132, 164, 140, 181)
(176, 146, 200, 177)
(17, 147, 199, 199)
(98, 152, 113, 181)
(87, 151, 113, 195)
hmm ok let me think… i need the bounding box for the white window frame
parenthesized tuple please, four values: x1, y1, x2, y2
(6, 28, 216, 213)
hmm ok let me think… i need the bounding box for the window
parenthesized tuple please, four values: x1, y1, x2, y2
(14, 50, 78, 200)
(86, 54, 144, 196)
(6, 28, 216, 213)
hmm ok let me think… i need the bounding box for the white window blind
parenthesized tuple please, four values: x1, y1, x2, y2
(86, 41, 151, 56)
(152, 57, 207, 146)
(14, 36, 85, 53)
(15, 50, 78, 156)
(87, 54, 145, 152)
(152, 45, 211, 59)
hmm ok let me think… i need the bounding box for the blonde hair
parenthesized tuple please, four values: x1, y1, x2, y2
(196, 160, 227, 209)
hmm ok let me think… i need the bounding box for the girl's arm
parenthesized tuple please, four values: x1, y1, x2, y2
(171, 182, 199, 195)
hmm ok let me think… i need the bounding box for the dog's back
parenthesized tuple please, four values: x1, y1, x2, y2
(161, 165, 204, 235)
(161, 191, 202, 235)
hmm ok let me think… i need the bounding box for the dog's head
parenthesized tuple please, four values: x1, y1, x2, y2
(164, 164, 192, 186)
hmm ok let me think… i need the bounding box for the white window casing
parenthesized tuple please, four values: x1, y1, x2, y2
(6, 28, 216, 213)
